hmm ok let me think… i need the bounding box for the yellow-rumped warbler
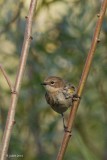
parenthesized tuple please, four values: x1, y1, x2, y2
(41, 76, 78, 132)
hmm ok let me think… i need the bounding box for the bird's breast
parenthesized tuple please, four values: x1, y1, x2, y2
(45, 90, 72, 114)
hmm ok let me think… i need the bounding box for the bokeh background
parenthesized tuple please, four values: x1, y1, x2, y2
(0, 0, 107, 159)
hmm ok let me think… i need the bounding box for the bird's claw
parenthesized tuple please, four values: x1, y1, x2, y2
(72, 94, 81, 101)
(64, 126, 72, 136)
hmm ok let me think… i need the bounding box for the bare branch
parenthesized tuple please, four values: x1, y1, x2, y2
(56, 0, 107, 159)
(0, 1, 38, 160)
(0, 64, 13, 91)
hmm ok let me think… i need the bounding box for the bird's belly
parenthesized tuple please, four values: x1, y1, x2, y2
(51, 92, 72, 114)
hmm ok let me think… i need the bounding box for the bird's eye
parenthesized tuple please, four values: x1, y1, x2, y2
(50, 81, 55, 85)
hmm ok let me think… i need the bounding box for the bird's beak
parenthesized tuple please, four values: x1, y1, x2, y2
(41, 82, 47, 85)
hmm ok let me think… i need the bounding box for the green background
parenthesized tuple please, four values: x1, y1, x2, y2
(0, 0, 107, 159)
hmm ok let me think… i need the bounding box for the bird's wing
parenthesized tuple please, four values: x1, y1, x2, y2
(62, 84, 77, 99)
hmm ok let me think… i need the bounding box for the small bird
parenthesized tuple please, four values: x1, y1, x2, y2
(41, 76, 78, 132)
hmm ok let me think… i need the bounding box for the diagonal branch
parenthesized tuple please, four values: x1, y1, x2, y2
(0, 1, 38, 160)
(56, 0, 107, 159)
(0, 64, 13, 91)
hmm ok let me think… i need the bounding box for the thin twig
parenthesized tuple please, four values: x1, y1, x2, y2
(0, 64, 13, 91)
(0, 1, 38, 160)
(56, 0, 107, 159)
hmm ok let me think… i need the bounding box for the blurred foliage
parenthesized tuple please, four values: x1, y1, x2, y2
(0, 0, 107, 159)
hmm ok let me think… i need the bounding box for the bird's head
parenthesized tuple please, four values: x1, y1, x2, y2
(41, 76, 65, 93)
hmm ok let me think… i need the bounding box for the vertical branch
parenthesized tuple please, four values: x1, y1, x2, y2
(0, 1, 38, 160)
(56, 0, 107, 160)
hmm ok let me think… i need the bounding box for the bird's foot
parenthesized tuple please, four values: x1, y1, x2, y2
(72, 94, 81, 101)
(64, 126, 72, 136)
